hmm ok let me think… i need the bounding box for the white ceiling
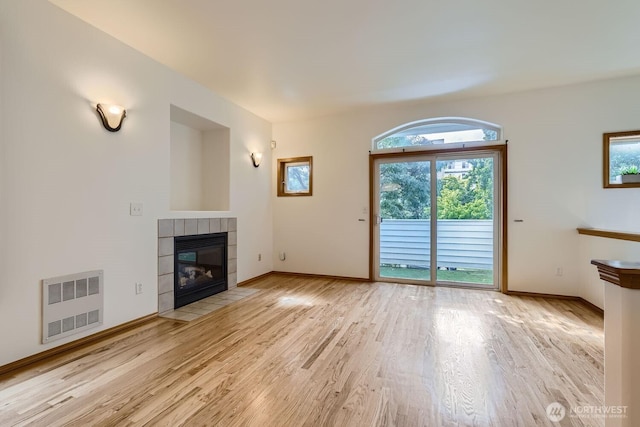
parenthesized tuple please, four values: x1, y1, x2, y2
(50, 0, 640, 123)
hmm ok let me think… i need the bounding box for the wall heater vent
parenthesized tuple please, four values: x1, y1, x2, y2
(42, 270, 104, 344)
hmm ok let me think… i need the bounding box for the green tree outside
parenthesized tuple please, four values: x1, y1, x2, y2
(378, 130, 495, 220)
(380, 161, 431, 219)
(437, 158, 493, 219)
(380, 158, 493, 220)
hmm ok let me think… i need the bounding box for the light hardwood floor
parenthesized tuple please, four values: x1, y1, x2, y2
(0, 275, 604, 426)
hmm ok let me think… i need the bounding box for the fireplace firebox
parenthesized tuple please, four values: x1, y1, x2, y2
(174, 233, 227, 309)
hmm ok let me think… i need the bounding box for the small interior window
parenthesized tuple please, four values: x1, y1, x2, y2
(277, 156, 313, 197)
(603, 130, 640, 188)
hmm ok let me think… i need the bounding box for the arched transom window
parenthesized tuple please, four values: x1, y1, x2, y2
(373, 117, 502, 152)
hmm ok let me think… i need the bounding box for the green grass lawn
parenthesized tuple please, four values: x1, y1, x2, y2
(380, 266, 493, 285)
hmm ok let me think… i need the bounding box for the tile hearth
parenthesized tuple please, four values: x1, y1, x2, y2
(159, 286, 258, 322)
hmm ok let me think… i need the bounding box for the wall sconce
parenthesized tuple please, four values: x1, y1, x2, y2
(96, 103, 126, 132)
(250, 152, 263, 168)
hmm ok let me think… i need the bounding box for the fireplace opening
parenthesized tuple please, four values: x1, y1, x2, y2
(174, 233, 227, 309)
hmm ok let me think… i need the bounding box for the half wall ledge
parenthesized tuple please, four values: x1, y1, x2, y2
(577, 228, 640, 243)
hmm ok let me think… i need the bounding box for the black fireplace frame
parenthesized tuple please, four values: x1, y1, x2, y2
(174, 233, 227, 309)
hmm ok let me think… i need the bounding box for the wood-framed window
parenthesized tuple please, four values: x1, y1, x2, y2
(277, 156, 313, 197)
(371, 117, 501, 154)
(603, 130, 640, 188)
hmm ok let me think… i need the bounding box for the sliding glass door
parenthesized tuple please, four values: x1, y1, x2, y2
(373, 150, 501, 289)
(378, 160, 432, 281)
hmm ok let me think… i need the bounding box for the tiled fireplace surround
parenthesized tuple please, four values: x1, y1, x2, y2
(157, 217, 237, 313)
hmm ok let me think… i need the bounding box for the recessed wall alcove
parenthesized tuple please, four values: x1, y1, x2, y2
(170, 105, 230, 211)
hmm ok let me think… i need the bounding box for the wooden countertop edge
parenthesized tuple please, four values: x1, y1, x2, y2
(591, 259, 640, 290)
(577, 228, 640, 243)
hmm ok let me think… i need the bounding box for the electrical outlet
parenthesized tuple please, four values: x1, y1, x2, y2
(556, 267, 563, 277)
(258, 253, 262, 261)
(130, 202, 143, 216)
(135, 282, 143, 294)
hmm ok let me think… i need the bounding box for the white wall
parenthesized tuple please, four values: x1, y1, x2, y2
(0, 0, 272, 366)
(578, 237, 640, 309)
(0, 4, 4, 336)
(273, 76, 640, 306)
(202, 129, 230, 211)
(170, 121, 204, 210)
(169, 123, 231, 212)
(272, 117, 371, 278)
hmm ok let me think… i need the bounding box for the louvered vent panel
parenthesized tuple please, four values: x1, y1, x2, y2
(42, 270, 104, 343)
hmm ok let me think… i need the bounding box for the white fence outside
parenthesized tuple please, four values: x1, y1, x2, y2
(380, 219, 493, 270)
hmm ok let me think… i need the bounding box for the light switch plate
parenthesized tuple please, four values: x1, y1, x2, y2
(130, 202, 143, 216)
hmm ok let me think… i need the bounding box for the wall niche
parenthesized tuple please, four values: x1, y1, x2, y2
(170, 105, 230, 211)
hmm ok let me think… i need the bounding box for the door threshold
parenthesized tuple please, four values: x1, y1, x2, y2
(376, 277, 498, 291)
